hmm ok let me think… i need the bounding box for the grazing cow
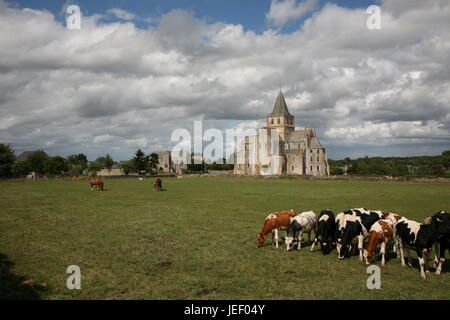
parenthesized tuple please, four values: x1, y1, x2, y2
(89, 178, 104, 191)
(285, 211, 316, 251)
(382, 211, 402, 256)
(335, 208, 372, 258)
(152, 178, 162, 191)
(395, 217, 441, 279)
(256, 210, 296, 248)
(314, 209, 335, 254)
(431, 211, 450, 275)
(336, 209, 383, 261)
(363, 219, 394, 266)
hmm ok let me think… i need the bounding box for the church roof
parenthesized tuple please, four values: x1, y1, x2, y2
(309, 136, 324, 148)
(288, 129, 312, 141)
(269, 90, 292, 116)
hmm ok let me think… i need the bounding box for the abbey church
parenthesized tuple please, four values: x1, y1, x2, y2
(234, 90, 330, 177)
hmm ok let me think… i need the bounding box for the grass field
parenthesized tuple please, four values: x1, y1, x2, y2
(0, 177, 449, 300)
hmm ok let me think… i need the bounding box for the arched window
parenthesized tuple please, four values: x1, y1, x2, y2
(277, 118, 280, 124)
(271, 118, 274, 124)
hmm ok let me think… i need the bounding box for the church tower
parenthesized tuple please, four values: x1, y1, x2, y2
(267, 90, 295, 140)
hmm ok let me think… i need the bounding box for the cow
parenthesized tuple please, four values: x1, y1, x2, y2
(363, 219, 395, 266)
(313, 209, 335, 254)
(395, 217, 441, 279)
(89, 178, 104, 191)
(336, 209, 383, 261)
(152, 178, 162, 191)
(382, 211, 402, 256)
(256, 210, 296, 248)
(335, 208, 372, 258)
(431, 211, 450, 275)
(285, 211, 316, 251)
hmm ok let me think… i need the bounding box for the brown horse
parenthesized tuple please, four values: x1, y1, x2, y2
(152, 178, 162, 191)
(90, 178, 104, 191)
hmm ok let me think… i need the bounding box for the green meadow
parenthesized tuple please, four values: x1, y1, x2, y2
(0, 177, 449, 300)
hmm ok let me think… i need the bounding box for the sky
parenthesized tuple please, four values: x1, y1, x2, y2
(0, 0, 449, 161)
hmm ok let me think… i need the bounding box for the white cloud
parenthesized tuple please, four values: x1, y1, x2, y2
(0, 0, 448, 160)
(266, 0, 318, 28)
(106, 8, 137, 21)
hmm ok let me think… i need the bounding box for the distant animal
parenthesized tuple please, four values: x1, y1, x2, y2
(256, 210, 296, 248)
(395, 217, 441, 279)
(430, 211, 450, 275)
(363, 219, 395, 266)
(89, 178, 104, 191)
(285, 211, 317, 251)
(152, 178, 162, 191)
(314, 209, 335, 254)
(336, 209, 383, 261)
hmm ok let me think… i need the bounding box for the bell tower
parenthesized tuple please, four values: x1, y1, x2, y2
(267, 90, 295, 140)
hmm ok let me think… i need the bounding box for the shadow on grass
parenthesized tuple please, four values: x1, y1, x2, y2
(0, 253, 44, 300)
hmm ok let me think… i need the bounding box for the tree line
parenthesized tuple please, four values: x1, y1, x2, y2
(0, 144, 163, 178)
(329, 151, 450, 177)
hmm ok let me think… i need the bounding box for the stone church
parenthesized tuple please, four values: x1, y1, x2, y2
(234, 90, 330, 177)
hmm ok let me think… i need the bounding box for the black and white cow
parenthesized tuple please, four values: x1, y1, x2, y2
(431, 211, 450, 275)
(395, 217, 441, 279)
(336, 209, 383, 261)
(314, 209, 335, 254)
(285, 211, 317, 251)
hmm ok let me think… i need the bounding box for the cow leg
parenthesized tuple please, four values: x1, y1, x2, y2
(380, 241, 386, 266)
(436, 241, 445, 275)
(404, 245, 413, 267)
(274, 229, 279, 248)
(358, 235, 364, 262)
(336, 243, 342, 258)
(433, 242, 439, 268)
(398, 240, 406, 266)
(310, 230, 318, 252)
(297, 231, 302, 250)
(418, 249, 427, 279)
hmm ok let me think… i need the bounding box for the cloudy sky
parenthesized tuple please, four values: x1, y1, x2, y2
(0, 0, 449, 161)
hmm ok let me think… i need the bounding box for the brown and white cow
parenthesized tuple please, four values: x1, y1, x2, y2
(256, 210, 296, 248)
(363, 219, 394, 266)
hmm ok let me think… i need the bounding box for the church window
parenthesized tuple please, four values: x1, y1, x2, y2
(310, 150, 313, 153)
(271, 118, 274, 124)
(317, 149, 320, 154)
(277, 118, 280, 124)
(317, 166, 319, 171)
(310, 166, 313, 171)
(292, 166, 294, 171)
(317, 156, 319, 162)
(310, 157, 313, 162)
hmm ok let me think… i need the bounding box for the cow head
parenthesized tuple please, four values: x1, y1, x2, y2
(432, 211, 450, 236)
(256, 233, 265, 248)
(363, 249, 373, 265)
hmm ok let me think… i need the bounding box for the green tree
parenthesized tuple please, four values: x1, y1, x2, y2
(148, 153, 159, 174)
(45, 156, 69, 177)
(96, 154, 114, 172)
(0, 143, 16, 178)
(12, 160, 31, 177)
(132, 149, 147, 175)
(442, 150, 450, 169)
(26, 150, 49, 174)
(391, 161, 409, 176)
(67, 154, 88, 170)
(87, 161, 103, 177)
(330, 167, 344, 175)
(119, 161, 134, 175)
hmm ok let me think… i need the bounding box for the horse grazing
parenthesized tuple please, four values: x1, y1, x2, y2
(152, 178, 162, 191)
(89, 178, 104, 191)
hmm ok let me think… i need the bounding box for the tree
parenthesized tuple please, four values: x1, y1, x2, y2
(0, 143, 16, 178)
(148, 153, 159, 174)
(330, 167, 344, 175)
(12, 160, 31, 177)
(391, 161, 409, 176)
(132, 149, 147, 174)
(67, 154, 88, 170)
(442, 150, 450, 169)
(26, 150, 49, 175)
(119, 161, 134, 175)
(45, 156, 69, 177)
(87, 161, 102, 177)
(96, 154, 114, 172)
